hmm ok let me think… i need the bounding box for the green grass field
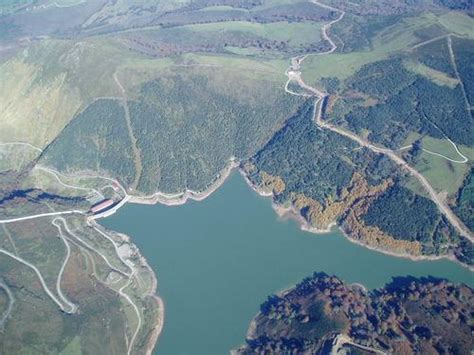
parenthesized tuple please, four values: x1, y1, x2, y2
(412, 136, 473, 196)
(186, 20, 323, 48)
(303, 12, 474, 83)
(423, 136, 474, 161)
(1, 3, 473, 353)
(404, 60, 459, 88)
(415, 152, 469, 196)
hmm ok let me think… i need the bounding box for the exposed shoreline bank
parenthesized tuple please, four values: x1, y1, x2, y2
(140, 254, 165, 355)
(93, 160, 260, 354)
(92, 158, 239, 354)
(75, 154, 473, 354)
(127, 158, 239, 206)
(239, 169, 474, 272)
(93, 154, 472, 354)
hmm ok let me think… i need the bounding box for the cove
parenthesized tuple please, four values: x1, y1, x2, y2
(101, 172, 473, 355)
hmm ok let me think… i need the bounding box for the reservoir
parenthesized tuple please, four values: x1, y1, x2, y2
(101, 172, 473, 355)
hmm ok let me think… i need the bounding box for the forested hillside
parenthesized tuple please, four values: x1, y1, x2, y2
(238, 273, 474, 354)
(244, 99, 473, 263)
(0, 0, 473, 353)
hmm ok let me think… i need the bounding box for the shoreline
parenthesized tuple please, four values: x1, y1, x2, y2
(92, 158, 239, 354)
(61, 154, 472, 354)
(239, 169, 336, 234)
(239, 169, 474, 272)
(91, 159, 471, 354)
(140, 253, 165, 355)
(87, 218, 166, 354)
(127, 158, 239, 206)
(338, 226, 474, 272)
(8, 0, 472, 352)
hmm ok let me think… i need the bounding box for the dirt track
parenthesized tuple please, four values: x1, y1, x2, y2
(285, 1, 473, 242)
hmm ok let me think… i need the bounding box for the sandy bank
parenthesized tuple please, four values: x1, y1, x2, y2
(128, 158, 239, 206)
(239, 169, 474, 272)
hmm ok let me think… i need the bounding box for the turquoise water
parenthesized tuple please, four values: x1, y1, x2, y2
(101, 173, 473, 355)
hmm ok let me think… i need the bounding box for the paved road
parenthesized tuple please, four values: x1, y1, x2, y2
(0, 210, 84, 224)
(52, 219, 79, 313)
(285, 1, 473, 242)
(0, 248, 75, 313)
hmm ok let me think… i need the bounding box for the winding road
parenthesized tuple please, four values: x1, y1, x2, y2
(52, 219, 79, 313)
(0, 248, 76, 314)
(285, 1, 473, 242)
(55, 217, 130, 277)
(0, 280, 14, 328)
(35, 165, 105, 200)
(53, 216, 141, 355)
(0, 168, 141, 348)
(119, 274, 142, 355)
(0, 210, 85, 224)
(422, 144, 468, 163)
(0, 2, 471, 351)
(0, 141, 43, 153)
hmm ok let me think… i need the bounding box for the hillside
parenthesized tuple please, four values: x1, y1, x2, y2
(243, 3, 474, 266)
(0, 0, 472, 353)
(238, 273, 474, 354)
